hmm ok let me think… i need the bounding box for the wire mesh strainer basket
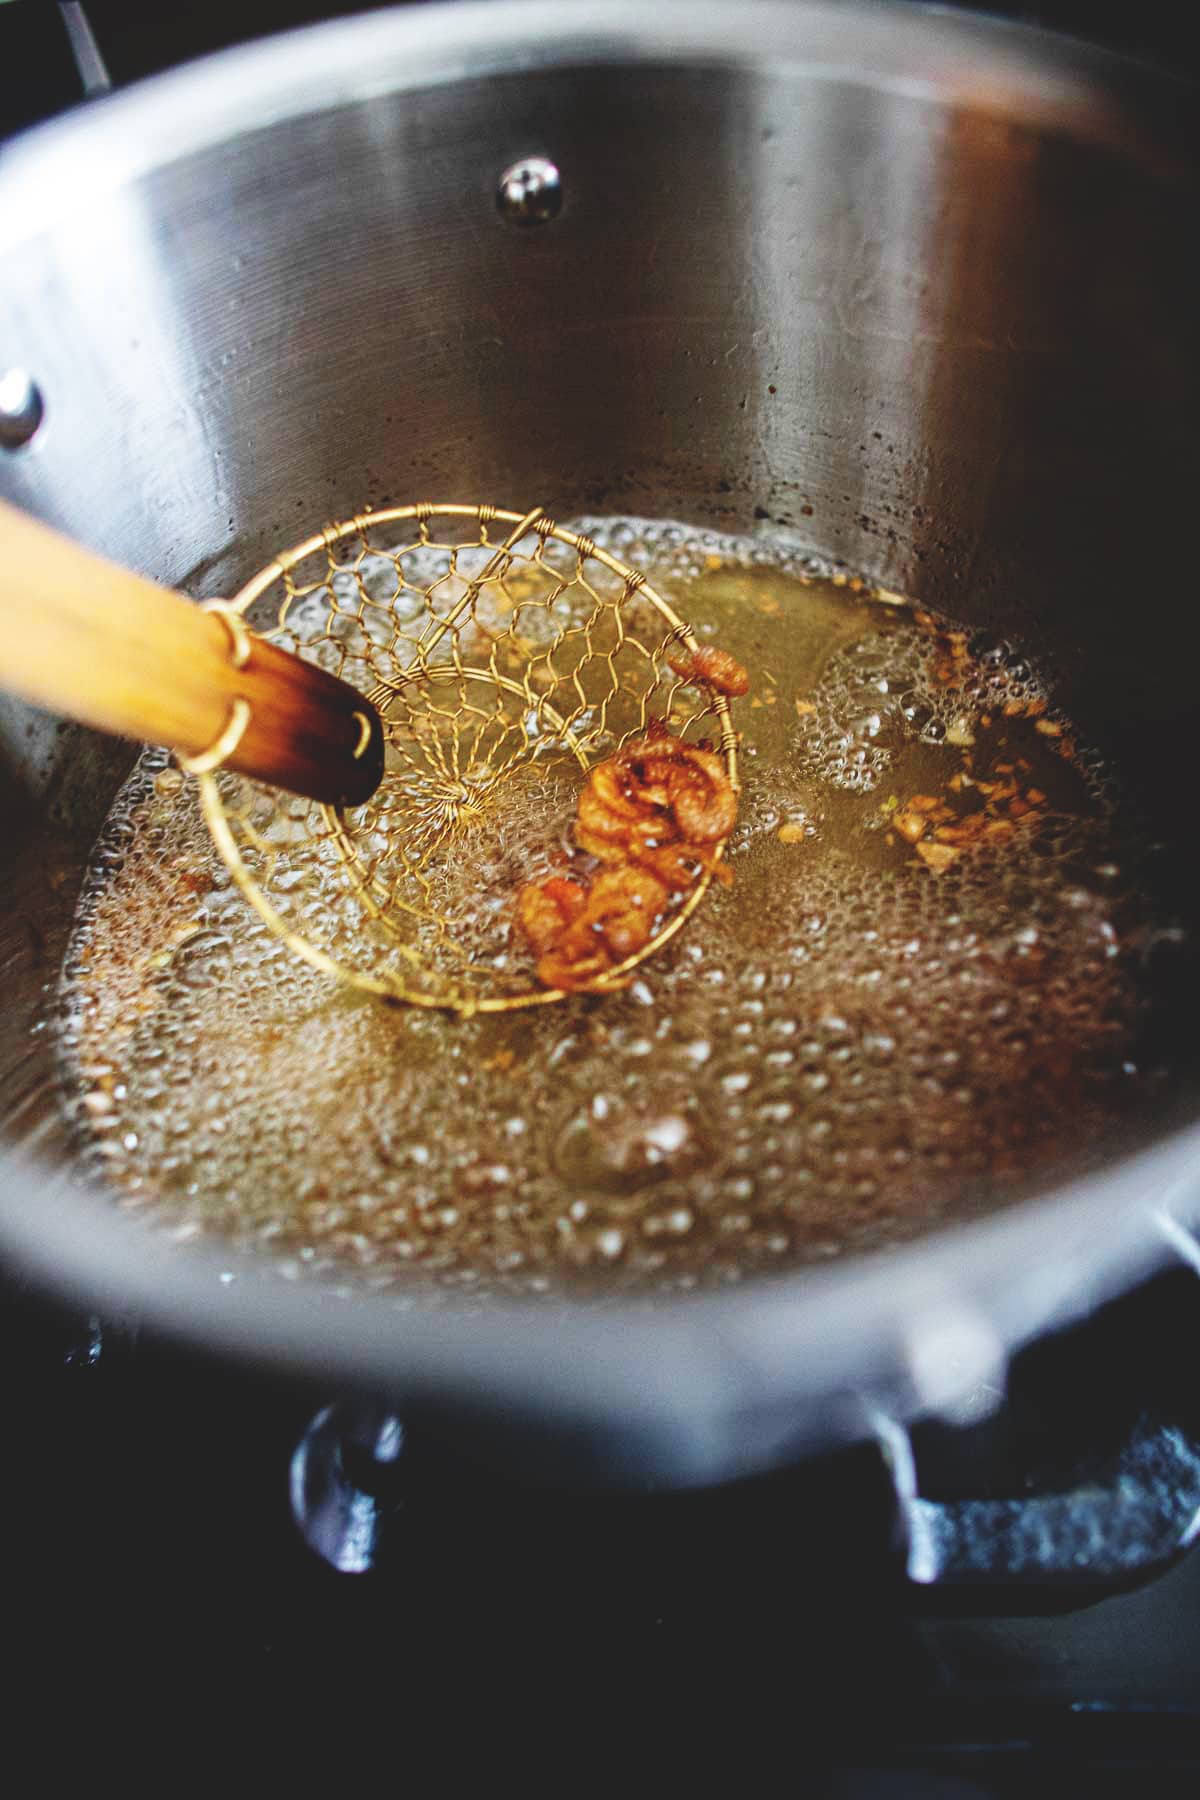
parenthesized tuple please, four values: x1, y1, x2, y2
(197, 504, 741, 1012)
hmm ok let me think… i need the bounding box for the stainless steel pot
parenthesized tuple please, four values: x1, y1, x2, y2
(1, 1, 1198, 1487)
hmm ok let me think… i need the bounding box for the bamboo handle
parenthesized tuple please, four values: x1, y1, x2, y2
(0, 499, 384, 807)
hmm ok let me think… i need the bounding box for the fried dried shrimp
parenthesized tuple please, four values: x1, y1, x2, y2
(516, 726, 740, 992)
(667, 644, 750, 696)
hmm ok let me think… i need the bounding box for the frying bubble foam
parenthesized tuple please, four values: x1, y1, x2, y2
(54, 518, 1184, 1304)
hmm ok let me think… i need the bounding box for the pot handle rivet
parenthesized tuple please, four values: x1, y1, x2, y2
(496, 156, 563, 227)
(0, 369, 45, 451)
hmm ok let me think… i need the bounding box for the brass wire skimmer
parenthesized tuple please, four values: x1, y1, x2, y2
(197, 504, 742, 1013)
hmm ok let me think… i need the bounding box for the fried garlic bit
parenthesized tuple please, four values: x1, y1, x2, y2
(516, 726, 740, 992)
(892, 771, 1053, 875)
(667, 644, 750, 696)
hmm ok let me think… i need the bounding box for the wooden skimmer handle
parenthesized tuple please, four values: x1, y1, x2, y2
(0, 499, 384, 807)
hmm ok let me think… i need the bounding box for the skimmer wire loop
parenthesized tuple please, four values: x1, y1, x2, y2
(196, 504, 741, 1012)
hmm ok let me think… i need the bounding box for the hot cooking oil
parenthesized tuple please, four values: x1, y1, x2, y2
(54, 519, 1181, 1300)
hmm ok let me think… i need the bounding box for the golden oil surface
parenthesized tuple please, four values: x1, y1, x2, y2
(56, 521, 1177, 1302)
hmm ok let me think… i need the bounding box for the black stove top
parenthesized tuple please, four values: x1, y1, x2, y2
(2, 4, 1199, 1781)
(4, 1255, 1199, 1781)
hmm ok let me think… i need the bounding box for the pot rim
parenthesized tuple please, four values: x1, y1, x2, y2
(1, 0, 1197, 1479)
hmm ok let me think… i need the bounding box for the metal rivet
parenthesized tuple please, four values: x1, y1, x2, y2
(0, 368, 45, 450)
(496, 157, 563, 227)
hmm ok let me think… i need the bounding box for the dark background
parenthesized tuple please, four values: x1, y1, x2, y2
(0, 0, 1197, 145)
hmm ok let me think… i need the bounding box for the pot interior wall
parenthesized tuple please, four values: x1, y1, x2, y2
(2, 44, 1197, 814)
